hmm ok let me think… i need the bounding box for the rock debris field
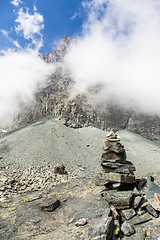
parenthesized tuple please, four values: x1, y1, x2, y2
(1, 116, 160, 239)
(1, 115, 160, 178)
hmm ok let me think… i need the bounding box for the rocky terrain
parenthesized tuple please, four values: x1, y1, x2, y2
(1, 117, 160, 239)
(1, 35, 160, 141)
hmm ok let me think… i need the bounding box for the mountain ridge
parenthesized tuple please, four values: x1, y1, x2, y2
(3, 35, 160, 141)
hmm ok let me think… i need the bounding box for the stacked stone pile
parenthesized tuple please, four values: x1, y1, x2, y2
(100, 131, 136, 191)
(92, 132, 160, 239)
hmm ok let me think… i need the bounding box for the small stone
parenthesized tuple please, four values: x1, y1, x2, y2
(129, 213, 152, 225)
(110, 205, 119, 220)
(121, 209, 136, 220)
(146, 203, 159, 218)
(133, 196, 143, 209)
(40, 195, 60, 212)
(75, 218, 87, 226)
(54, 164, 68, 174)
(148, 201, 160, 211)
(121, 221, 135, 236)
(137, 209, 146, 216)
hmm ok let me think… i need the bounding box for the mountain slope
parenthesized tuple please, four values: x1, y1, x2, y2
(5, 35, 160, 141)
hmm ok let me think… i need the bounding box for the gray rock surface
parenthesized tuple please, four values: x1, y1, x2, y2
(121, 221, 135, 236)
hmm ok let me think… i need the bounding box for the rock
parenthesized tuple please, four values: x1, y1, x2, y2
(121, 209, 136, 221)
(106, 131, 120, 141)
(136, 178, 147, 191)
(133, 196, 143, 209)
(104, 172, 135, 184)
(137, 209, 146, 216)
(103, 141, 124, 153)
(54, 164, 68, 174)
(101, 151, 126, 163)
(110, 205, 119, 220)
(75, 218, 87, 226)
(101, 190, 133, 210)
(40, 195, 60, 212)
(91, 208, 114, 240)
(95, 173, 106, 186)
(148, 201, 160, 211)
(121, 221, 135, 236)
(146, 176, 160, 201)
(146, 203, 159, 218)
(101, 161, 135, 174)
(129, 213, 152, 225)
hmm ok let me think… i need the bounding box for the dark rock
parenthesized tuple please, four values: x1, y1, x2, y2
(121, 209, 136, 221)
(104, 172, 135, 184)
(136, 178, 147, 191)
(40, 195, 60, 212)
(54, 164, 68, 174)
(129, 213, 152, 225)
(146, 176, 160, 201)
(91, 208, 114, 240)
(146, 203, 159, 218)
(105, 182, 135, 191)
(75, 218, 87, 226)
(101, 190, 133, 210)
(121, 221, 135, 236)
(101, 161, 135, 174)
(95, 172, 135, 187)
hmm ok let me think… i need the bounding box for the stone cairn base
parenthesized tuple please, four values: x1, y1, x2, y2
(100, 131, 136, 191)
(92, 131, 160, 239)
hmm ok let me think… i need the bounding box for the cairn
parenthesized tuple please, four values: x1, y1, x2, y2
(100, 131, 136, 190)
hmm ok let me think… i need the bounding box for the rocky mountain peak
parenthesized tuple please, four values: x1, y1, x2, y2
(42, 34, 73, 63)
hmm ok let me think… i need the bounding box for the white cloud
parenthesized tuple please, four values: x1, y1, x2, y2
(11, 0, 22, 7)
(64, 0, 160, 114)
(15, 7, 44, 50)
(0, 50, 56, 125)
(0, 2, 57, 127)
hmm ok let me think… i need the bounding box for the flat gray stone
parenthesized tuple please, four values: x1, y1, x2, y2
(101, 161, 135, 174)
(121, 221, 135, 236)
(101, 151, 126, 163)
(146, 176, 160, 201)
(129, 213, 152, 225)
(101, 190, 133, 210)
(121, 209, 136, 220)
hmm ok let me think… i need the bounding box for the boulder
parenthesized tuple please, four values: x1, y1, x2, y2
(40, 195, 60, 212)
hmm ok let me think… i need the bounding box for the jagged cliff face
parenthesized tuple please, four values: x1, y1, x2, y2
(10, 35, 160, 140)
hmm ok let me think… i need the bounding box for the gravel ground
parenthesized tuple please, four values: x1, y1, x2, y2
(0, 115, 160, 179)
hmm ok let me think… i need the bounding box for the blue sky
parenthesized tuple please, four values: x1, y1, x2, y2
(0, 0, 86, 54)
